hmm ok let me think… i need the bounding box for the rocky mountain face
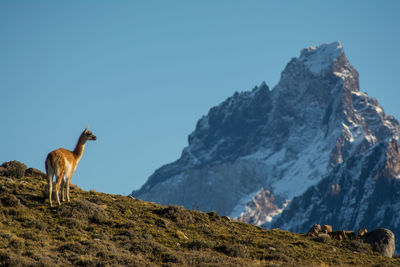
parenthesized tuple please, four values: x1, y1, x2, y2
(132, 42, 400, 246)
(270, 138, 400, 240)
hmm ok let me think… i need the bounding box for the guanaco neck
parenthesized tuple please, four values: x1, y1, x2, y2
(73, 133, 87, 162)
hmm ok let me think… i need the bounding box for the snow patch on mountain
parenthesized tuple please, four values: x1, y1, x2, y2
(267, 200, 290, 223)
(229, 189, 262, 219)
(232, 187, 291, 226)
(299, 41, 343, 74)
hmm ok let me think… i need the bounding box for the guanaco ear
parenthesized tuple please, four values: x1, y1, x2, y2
(84, 127, 89, 133)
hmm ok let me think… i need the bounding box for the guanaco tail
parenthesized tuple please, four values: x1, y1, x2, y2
(45, 127, 97, 207)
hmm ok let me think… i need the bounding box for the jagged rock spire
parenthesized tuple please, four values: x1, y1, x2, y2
(132, 43, 400, 245)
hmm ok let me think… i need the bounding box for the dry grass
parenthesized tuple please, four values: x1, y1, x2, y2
(1, 164, 400, 266)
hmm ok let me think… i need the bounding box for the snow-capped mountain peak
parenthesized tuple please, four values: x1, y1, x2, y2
(132, 42, 400, 249)
(299, 41, 344, 74)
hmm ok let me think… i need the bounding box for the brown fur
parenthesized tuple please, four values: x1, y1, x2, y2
(45, 128, 96, 207)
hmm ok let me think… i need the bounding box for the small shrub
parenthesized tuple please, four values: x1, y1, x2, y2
(155, 218, 169, 228)
(90, 211, 108, 224)
(0, 231, 12, 239)
(214, 243, 249, 258)
(60, 199, 108, 224)
(74, 255, 96, 266)
(0, 167, 6, 177)
(1, 194, 22, 207)
(0, 161, 27, 178)
(37, 255, 55, 266)
(291, 241, 308, 248)
(270, 240, 286, 251)
(19, 231, 39, 241)
(40, 184, 48, 199)
(129, 239, 167, 260)
(2, 252, 36, 267)
(25, 168, 45, 179)
(207, 211, 219, 221)
(116, 229, 135, 238)
(9, 236, 24, 249)
(264, 252, 290, 262)
(62, 217, 86, 230)
(29, 220, 47, 230)
(343, 239, 372, 254)
(154, 205, 194, 224)
(187, 239, 212, 250)
(58, 242, 85, 254)
(16, 210, 37, 225)
(161, 251, 182, 264)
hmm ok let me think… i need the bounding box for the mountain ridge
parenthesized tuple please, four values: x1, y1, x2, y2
(132, 42, 400, 249)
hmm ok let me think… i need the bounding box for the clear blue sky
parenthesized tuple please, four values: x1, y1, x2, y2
(1, 1, 399, 195)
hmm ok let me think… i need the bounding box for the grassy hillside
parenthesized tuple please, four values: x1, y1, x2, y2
(1, 164, 400, 266)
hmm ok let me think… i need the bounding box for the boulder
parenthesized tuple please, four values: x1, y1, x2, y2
(357, 228, 368, 237)
(308, 224, 321, 236)
(316, 233, 331, 243)
(330, 230, 345, 241)
(330, 230, 356, 240)
(321, 225, 332, 233)
(222, 216, 232, 221)
(362, 228, 395, 258)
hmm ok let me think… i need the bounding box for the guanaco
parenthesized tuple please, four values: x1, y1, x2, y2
(45, 127, 97, 207)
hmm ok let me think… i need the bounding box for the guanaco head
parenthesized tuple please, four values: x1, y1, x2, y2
(83, 127, 97, 141)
